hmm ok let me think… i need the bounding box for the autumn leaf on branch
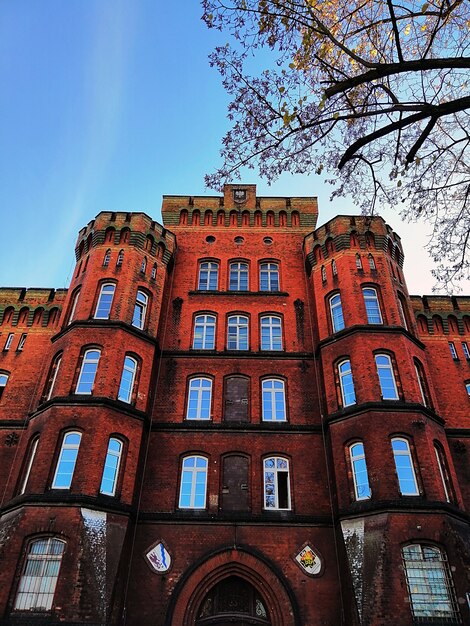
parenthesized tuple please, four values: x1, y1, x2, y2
(202, 0, 470, 290)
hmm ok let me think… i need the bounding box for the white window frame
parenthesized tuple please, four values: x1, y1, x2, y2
(321, 266, 326, 283)
(262, 379, 286, 421)
(151, 263, 157, 280)
(368, 254, 376, 270)
(398, 295, 408, 330)
(117, 356, 137, 403)
(375, 354, 399, 400)
(331, 259, 337, 277)
(329, 294, 345, 333)
(349, 442, 371, 500)
(103, 249, 111, 267)
(179, 455, 208, 509)
(227, 315, 249, 350)
(17, 333, 27, 351)
(75, 349, 100, 395)
(434, 444, 451, 503)
(260, 316, 283, 351)
(363, 287, 383, 324)
(100, 438, 123, 496)
(448, 342, 458, 359)
(94, 283, 115, 319)
(52, 431, 82, 489)
(414, 363, 429, 407)
(19, 437, 39, 495)
(263, 456, 291, 510)
(140, 258, 147, 274)
(260, 262, 279, 291)
(186, 377, 212, 420)
(0, 372, 9, 400)
(45, 355, 62, 401)
(338, 359, 356, 407)
(68, 289, 80, 324)
(198, 262, 219, 290)
(4, 333, 14, 351)
(229, 262, 249, 291)
(462, 341, 470, 360)
(391, 438, 419, 495)
(132, 290, 148, 329)
(193, 314, 216, 350)
(355, 254, 362, 270)
(116, 249, 124, 266)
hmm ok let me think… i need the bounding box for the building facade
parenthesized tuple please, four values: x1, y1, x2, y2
(0, 184, 469, 626)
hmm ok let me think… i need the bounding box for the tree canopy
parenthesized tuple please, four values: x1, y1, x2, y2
(202, 0, 470, 288)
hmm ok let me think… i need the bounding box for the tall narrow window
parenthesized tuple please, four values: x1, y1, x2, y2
(198, 262, 219, 290)
(415, 360, 431, 408)
(0, 372, 9, 400)
(67, 288, 80, 324)
(391, 438, 419, 495)
(116, 249, 124, 266)
(52, 432, 81, 489)
(193, 314, 216, 350)
(363, 287, 383, 324)
(103, 249, 111, 267)
(449, 342, 458, 359)
(75, 349, 100, 394)
(321, 266, 327, 283)
(434, 443, 453, 503)
(349, 442, 371, 500)
(329, 294, 345, 332)
(186, 378, 212, 420)
(132, 290, 148, 329)
(263, 457, 291, 510)
(260, 316, 283, 350)
(368, 254, 376, 270)
(94, 283, 115, 319)
(179, 455, 208, 508)
(355, 254, 362, 270)
(262, 379, 286, 421)
(398, 294, 408, 330)
(19, 436, 39, 495)
(375, 354, 399, 400)
(229, 262, 249, 291)
(466, 382, 470, 397)
(17, 333, 27, 351)
(14, 538, 65, 611)
(402, 545, 459, 621)
(227, 315, 249, 350)
(44, 354, 62, 401)
(117, 356, 137, 403)
(4, 333, 14, 350)
(260, 263, 279, 291)
(140, 257, 147, 274)
(338, 360, 356, 407)
(331, 259, 338, 277)
(151, 263, 157, 280)
(100, 438, 123, 496)
(462, 341, 470, 360)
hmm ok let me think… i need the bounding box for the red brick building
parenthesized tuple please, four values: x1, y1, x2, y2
(1, 184, 470, 626)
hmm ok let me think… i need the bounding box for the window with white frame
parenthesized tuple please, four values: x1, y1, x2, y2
(362, 287, 383, 324)
(100, 438, 123, 496)
(14, 537, 65, 612)
(186, 378, 212, 420)
(19, 436, 39, 495)
(331, 259, 338, 277)
(229, 262, 249, 291)
(402, 544, 460, 621)
(260, 316, 283, 350)
(44, 354, 61, 401)
(75, 349, 100, 394)
(117, 356, 137, 403)
(0, 372, 9, 400)
(151, 263, 157, 280)
(414, 361, 431, 408)
(397, 294, 408, 330)
(338, 359, 356, 407)
(132, 290, 148, 329)
(321, 266, 327, 283)
(102, 249, 111, 267)
(263, 457, 291, 509)
(262, 379, 286, 421)
(349, 442, 371, 500)
(434, 443, 453, 503)
(260, 262, 279, 291)
(94, 283, 115, 319)
(368, 254, 376, 270)
(329, 294, 345, 332)
(466, 382, 470, 397)
(140, 257, 147, 274)
(52, 432, 81, 489)
(193, 314, 216, 350)
(449, 342, 458, 359)
(17, 333, 27, 351)
(116, 249, 124, 266)
(227, 315, 249, 350)
(179, 455, 208, 508)
(391, 438, 419, 495)
(67, 288, 80, 324)
(198, 262, 219, 290)
(4, 333, 14, 351)
(355, 254, 362, 270)
(462, 341, 470, 360)
(375, 354, 399, 400)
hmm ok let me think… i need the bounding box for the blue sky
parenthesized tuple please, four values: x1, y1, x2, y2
(0, 0, 449, 293)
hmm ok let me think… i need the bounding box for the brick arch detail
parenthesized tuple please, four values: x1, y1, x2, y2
(168, 548, 298, 626)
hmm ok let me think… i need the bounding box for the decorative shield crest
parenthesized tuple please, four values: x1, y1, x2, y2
(295, 544, 322, 576)
(145, 541, 171, 573)
(233, 189, 247, 204)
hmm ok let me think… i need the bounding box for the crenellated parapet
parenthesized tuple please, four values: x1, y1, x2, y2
(411, 295, 470, 336)
(0, 287, 67, 327)
(162, 183, 318, 230)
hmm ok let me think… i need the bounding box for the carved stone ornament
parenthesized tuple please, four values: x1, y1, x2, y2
(5, 432, 19, 447)
(233, 189, 247, 204)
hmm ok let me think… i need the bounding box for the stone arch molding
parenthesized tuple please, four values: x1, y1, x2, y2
(168, 548, 298, 626)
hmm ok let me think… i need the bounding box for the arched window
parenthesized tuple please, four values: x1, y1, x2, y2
(186, 378, 212, 420)
(355, 254, 362, 270)
(100, 438, 123, 496)
(263, 456, 290, 509)
(362, 287, 383, 324)
(0, 372, 9, 401)
(52, 431, 82, 489)
(397, 293, 409, 330)
(67, 288, 80, 325)
(391, 438, 419, 495)
(151, 263, 157, 280)
(140, 257, 147, 274)
(14, 537, 66, 611)
(94, 283, 115, 319)
(43, 353, 62, 401)
(198, 261, 219, 290)
(402, 545, 459, 621)
(260, 315, 283, 351)
(338, 359, 356, 407)
(329, 293, 345, 332)
(116, 249, 124, 266)
(227, 315, 249, 350)
(259, 262, 279, 291)
(368, 254, 376, 270)
(179, 455, 208, 509)
(321, 265, 327, 283)
(375, 354, 399, 400)
(414, 359, 432, 408)
(132, 290, 148, 329)
(19, 436, 39, 495)
(261, 379, 286, 421)
(434, 443, 454, 503)
(349, 442, 371, 500)
(229, 262, 249, 291)
(196, 577, 270, 624)
(193, 314, 216, 350)
(4, 333, 14, 350)
(102, 249, 111, 267)
(117, 356, 138, 403)
(76, 349, 100, 394)
(331, 259, 338, 277)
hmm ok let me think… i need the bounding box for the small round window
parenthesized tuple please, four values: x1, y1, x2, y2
(206, 236, 216, 243)
(263, 237, 273, 245)
(234, 236, 244, 244)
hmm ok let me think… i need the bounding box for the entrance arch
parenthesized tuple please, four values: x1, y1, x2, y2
(167, 548, 298, 626)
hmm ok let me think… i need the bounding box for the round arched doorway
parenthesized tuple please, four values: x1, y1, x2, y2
(196, 575, 271, 625)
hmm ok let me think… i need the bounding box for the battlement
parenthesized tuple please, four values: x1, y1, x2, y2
(0, 288, 67, 327)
